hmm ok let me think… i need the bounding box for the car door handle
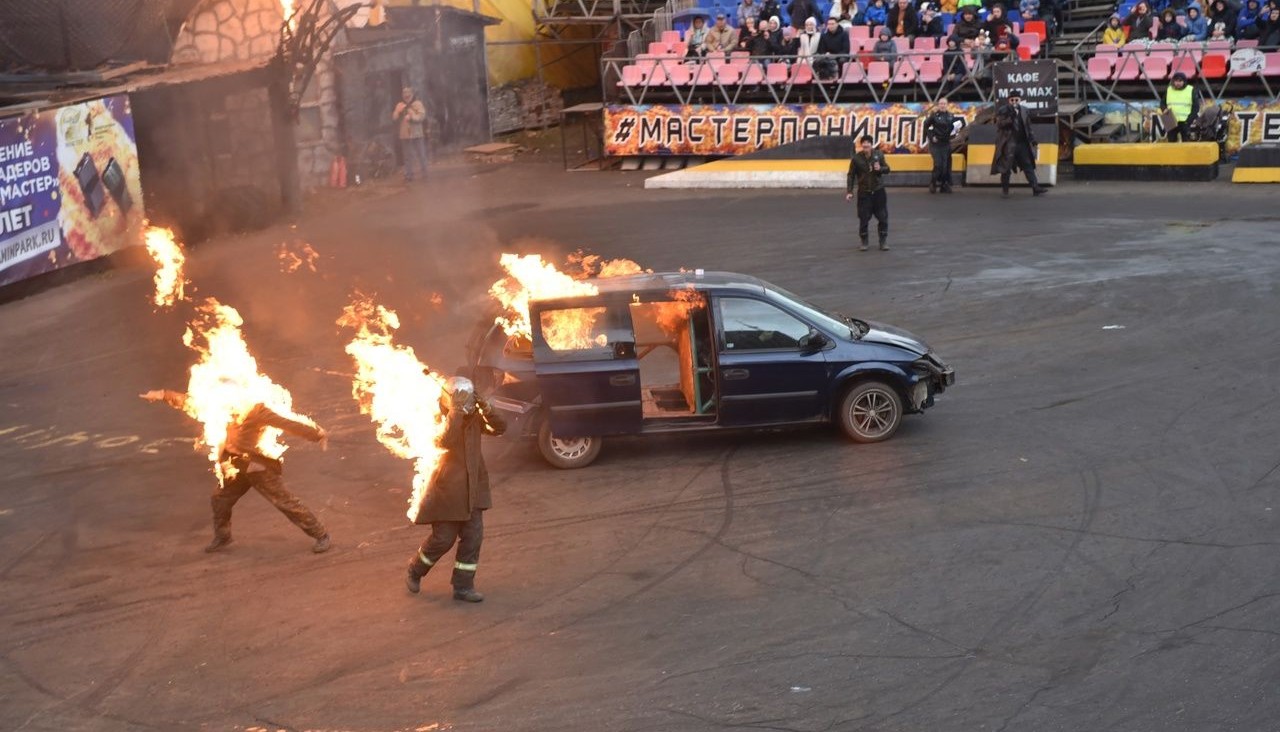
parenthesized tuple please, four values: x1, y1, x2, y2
(609, 374, 636, 386)
(723, 368, 750, 380)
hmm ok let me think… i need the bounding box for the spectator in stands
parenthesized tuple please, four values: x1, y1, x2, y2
(920, 5, 947, 38)
(1040, 0, 1063, 37)
(796, 17, 823, 60)
(984, 4, 1020, 55)
(1157, 8, 1187, 37)
(953, 6, 985, 46)
(818, 16, 853, 56)
(940, 0, 960, 13)
(992, 93, 1048, 197)
(1181, 6, 1209, 37)
(873, 27, 899, 64)
(737, 17, 761, 51)
(1236, 0, 1264, 37)
(392, 86, 428, 183)
(1209, 20, 1231, 38)
(888, 0, 921, 36)
(685, 15, 710, 56)
(1162, 72, 1200, 141)
(1259, 6, 1280, 45)
(1125, 2, 1156, 38)
(761, 0, 783, 25)
(1102, 14, 1129, 44)
(738, 0, 762, 29)
(942, 36, 969, 89)
(789, 0, 821, 28)
(865, 0, 890, 27)
(1020, 0, 1040, 22)
(703, 13, 740, 53)
(830, 0, 861, 28)
(1166, 0, 1202, 17)
(1207, 0, 1236, 36)
(754, 18, 782, 55)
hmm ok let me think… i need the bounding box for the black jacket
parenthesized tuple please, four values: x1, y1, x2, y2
(920, 15, 945, 38)
(413, 400, 507, 523)
(1125, 10, 1155, 38)
(817, 28, 851, 55)
(953, 14, 983, 41)
(847, 149, 892, 193)
(923, 110, 958, 146)
(788, 0, 819, 27)
(886, 5, 919, 35)
(991, 102, 1038, 174)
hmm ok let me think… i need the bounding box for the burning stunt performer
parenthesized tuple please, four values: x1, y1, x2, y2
(405, 376, 506, 603)
(141, 389, 332, 554)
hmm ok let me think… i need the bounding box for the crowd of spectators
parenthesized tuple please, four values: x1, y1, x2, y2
(1105, 0, 1280, 44)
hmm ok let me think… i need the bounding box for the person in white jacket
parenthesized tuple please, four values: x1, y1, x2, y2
(795, 17, 822, 62)
(829, 0, 860, 28)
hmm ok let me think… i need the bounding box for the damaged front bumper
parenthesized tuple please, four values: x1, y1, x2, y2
(910, 354, 956, 412)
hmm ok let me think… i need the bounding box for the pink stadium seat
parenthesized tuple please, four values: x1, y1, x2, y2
(1266, 51, 1280, 76)
(691, 61, 716, 85)
(842, 61, 866, 82)
(618, 64, 646, 86)
(1087, 55, 1113, 80)
(1094, 43, 1119, 59)
(866, 60, 891, 82)
(893, 36, 911, 52)
(790, 63, 814, 84)
(1204, 40, 1232, 54)
(1148, 41, 1175, 60)
(1019, 33, 1040, 56)
(851, 25, 871, 38)
(1237, 39, 1259, 48)
(913, 36, 936, 50)
(661, 30, 681, 45)
(740, 62, 765, 84)
(1169, 55, 1197, 78)
(634, 55, 657, 74)
(714, 64, 743, 84)
(1142, 55, 1168, 80)
(1114, 55, 1141, 80)
(647, 63, 670, 85)
(671, 42, 688, 56)
(730, 51, 750, 61)
(1121, 41, 1147, 55)
(918, 59, 943, 82)
(873, 25, 887, 38)
(666, 63, 692, 85)
(765, 62, 789, 84)
(893, 62, 917, 83)
(649, 41, 669, 55)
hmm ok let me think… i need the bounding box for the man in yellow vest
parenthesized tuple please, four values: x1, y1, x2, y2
(1162, 72, 1200, 143)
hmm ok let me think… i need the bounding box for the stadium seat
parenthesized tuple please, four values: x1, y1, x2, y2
(635, 55, 658, 74)
(866, 60, 891, 82)
(1087, 55, 1113, 80)
(647, 64, 670, 85)
(1016, 45, 1032, 60)
(1024, 19, 1046, 40)
(1266, 51, 1280, 76)
(691, 62, 716, 85)
(893, 62, 916, 83)
(1229, 56, 1257, 77)
(1114, 55, 1141, 80)
(1122, 41, 1147, 55)
(873, 24, 887, 37)
(893, 36, 911, 52)
(918, 59, 943, 82)
(790, 63, 814, 84)
(1169, 54, 1197, 78)
(842, 60, 866, 82)
(667, 63, 692, 85)
(1201, 54, 1227, 78)
(730, 51, 750, 61)
(851, 25, 871, 38)
(740, 62, 765, 84)
(661, 30, 682, 45)
(1021, 33, 1041, 55)
(1094, 43, 1119, 60)
(1142, 56, 1169, 80)
(672, 42, 688, 56)
(765, 62, 790, 84)
(1237, 39, 1259, 48)
(649, 41, 669, 55)
(913, 36, 936, 50)
(1204, 40, 1232, 55)
(618, 64, 646, 86)
(1148, 41, 1175, 60)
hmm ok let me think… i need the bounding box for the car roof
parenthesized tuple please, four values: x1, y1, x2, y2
(536, 271, 770, 301)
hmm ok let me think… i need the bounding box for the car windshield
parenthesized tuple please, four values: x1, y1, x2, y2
(765, 287, 864, 339)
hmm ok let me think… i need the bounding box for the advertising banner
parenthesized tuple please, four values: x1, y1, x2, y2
(991, 60, 1059, 115)
(1092, 98, 1280, 155)
(0, 94, 145, 288)
(605, 102, 987, 157)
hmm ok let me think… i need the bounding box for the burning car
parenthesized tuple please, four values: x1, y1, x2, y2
(469, 270, 955, 469)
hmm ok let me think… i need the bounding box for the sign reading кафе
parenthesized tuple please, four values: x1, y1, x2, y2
(991, 60, 1059, 115)
(0, 94, 145, 288)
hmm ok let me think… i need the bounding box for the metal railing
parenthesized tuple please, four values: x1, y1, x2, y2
(1074, 41, 1280, 104)
(602, 49, 1002, 106)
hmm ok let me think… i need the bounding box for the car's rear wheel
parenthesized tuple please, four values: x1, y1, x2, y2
(838, 380, 904, 443)
(537, 421, 603, 469)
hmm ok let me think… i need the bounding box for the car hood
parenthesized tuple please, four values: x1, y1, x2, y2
(860, 320, 930, 355)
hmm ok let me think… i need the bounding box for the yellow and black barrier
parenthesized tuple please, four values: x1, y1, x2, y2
(1074, 142, 1219, 182)
(964, 144, 1058, 187)
(1232, 143, 1280, 183)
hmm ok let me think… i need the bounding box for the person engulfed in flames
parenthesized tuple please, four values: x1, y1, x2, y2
(405, 373, 506, 603)
(141, 381, 332, 554)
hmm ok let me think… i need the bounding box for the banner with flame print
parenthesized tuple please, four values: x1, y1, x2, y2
(0, 94, 145, 288)
(604, 102, 985, 157)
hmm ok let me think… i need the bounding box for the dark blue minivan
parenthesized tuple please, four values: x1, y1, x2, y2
(469, 271, 955, 468)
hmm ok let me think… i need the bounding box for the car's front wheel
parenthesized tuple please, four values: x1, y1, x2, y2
(837, 380, 904, 443)
(537, 421, 603, 469)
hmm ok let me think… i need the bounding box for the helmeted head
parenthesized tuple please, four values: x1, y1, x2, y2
(443, 376, 476, 413)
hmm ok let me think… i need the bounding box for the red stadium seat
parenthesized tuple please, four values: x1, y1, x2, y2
(1169, 54, 1197, 78)
(790, 62, 814, 84)
(765, 62, 790, 84)
(1201, 54, 1227, 78)
(1016, 44, 1032, 60)
(918, 58, 943, 82)
(1086, 55, 1113, 81)
(842, 61, 866, 82)
(1024, 19, 1046, 40)
(865, 60, 891, 82)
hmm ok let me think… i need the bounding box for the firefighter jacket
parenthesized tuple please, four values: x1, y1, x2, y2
(414, 401, 507, 524)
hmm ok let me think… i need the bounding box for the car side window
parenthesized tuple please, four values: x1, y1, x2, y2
(718, 298, 811, 351)
(538, 306, 611, 354)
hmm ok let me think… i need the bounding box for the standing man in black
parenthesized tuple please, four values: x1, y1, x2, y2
(405, 375, 506, 603)
(845, 135, 891, 251)
(923, 99, 957, 194)
(991, 92, 1048, 197)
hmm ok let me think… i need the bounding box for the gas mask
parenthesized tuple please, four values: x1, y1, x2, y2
(444, 376, 477, 415)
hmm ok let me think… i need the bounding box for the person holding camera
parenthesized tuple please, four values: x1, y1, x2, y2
(991, 93, 1048, 198)
(405, 375, 507, 603)
(845, 135, 892, 251)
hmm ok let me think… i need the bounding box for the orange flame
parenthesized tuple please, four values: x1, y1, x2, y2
(653, 288, 706, 334)
(281, 0, 297, 28)
(278, 241, 319, 273)
(178, 298, 314, 482)
(337, 295, 449, 522)
(144, 226, 186, 308)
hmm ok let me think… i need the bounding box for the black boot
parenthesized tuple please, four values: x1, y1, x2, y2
(929, 180, 937, 194)
(406, 555, 431, 594)
(453, 588, 485, 603)
(1032, 186, 1049, 196)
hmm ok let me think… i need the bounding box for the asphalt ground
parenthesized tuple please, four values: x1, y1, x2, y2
(2, 163, 1280, 732)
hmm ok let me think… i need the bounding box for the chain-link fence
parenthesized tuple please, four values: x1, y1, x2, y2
(0, 0, 172, 70)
